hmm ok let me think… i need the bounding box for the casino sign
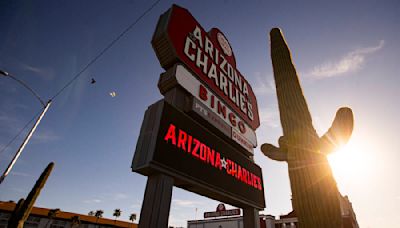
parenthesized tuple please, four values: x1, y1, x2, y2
(204, 203, 241, 218)
(152, 4, 260, 131)
(132, 4, 266, 227)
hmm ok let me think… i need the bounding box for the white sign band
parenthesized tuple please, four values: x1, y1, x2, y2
(174, 65, 257, 150)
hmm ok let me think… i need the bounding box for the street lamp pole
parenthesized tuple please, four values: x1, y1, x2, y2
(0, 69, 51, 184)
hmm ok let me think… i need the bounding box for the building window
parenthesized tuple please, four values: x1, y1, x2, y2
(50, 220, 67, 228)
(0, 212, 10, 228)
(24, 216, 41, 228)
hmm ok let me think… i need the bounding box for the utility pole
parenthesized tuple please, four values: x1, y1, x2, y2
(0, 69, 51, 184)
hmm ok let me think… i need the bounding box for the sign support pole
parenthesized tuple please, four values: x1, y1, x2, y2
(243, 207, 260, 228)
(138, 174, 174, 228)
(138, 87, 185, 228)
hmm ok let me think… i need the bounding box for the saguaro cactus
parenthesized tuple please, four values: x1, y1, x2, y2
(262, 28, 354, 228)
(8, 162, 54, 228)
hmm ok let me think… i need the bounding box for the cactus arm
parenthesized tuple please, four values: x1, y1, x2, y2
(261, 143, 288, 162)
(320, 107, 354, 154)
(8, 162, 54, 228)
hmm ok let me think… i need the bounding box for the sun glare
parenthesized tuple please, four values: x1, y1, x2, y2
(327, 138, 369, 180)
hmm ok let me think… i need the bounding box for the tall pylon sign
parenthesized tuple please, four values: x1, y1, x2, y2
(132, 5, 265, 228)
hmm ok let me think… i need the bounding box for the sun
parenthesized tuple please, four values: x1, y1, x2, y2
(327, 138, 369, 180)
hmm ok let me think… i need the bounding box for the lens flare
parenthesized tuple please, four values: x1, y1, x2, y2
(328, 138, 370, 182)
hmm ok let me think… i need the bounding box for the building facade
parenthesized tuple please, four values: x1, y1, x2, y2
(188, 195, 359, 228)
(0, 201, 136, 228)
(188, 214, 294, 228)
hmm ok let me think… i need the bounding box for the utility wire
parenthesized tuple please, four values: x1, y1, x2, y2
(0, 109, 42, 156)
(0, 0, 160, 164)
(50, 0, 161, 101)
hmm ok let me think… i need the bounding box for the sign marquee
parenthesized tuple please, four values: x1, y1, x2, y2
(204, 207, 241, 218)
(132, 101, 265, 209)
(152, 5, 260, 130)
(159, 64, 257, 154)
(203, 203, 241, 218)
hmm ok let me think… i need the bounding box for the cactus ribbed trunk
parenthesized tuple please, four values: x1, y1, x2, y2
(269, 28, 342, 228)
(8, 162, 54, 228)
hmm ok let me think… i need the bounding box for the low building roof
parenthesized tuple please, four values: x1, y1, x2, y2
(0, 201, 137, 227)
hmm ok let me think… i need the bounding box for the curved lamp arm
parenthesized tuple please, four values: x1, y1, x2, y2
(0, 69, 45, 107)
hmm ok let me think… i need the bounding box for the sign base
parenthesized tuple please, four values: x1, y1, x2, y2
(243, 207, 261, 228)
(138, 174, 174, 228)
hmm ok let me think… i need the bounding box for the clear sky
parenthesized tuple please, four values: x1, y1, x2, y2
(0, 0, 399, 227)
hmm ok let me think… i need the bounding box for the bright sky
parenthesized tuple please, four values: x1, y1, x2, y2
(0, 1, 399, 227)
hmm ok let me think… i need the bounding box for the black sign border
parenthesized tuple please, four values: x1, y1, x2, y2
(132, 100, 265, 209)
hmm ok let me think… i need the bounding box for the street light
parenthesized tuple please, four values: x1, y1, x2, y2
(0, 69, 52, 184)
(0, 69, 45, 106)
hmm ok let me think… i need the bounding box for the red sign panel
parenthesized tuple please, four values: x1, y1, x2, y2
(204, 208, 241, 218)
(152, 5, 260, 130)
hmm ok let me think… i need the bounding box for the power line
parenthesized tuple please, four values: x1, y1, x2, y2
(0, 0, 161, 171)
(0, 109, 42, 156)
(50, 0, 161, 101)
(0, 101, 51, 184)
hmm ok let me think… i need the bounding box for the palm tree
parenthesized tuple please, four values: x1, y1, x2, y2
(113, 209, 122, 224)
(71, 215, 80, 228)
(129, 213, 137, 227)
(88, 211, 94, 216)
(45, 208, 60, 228)
(94, 210, 103, 227)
